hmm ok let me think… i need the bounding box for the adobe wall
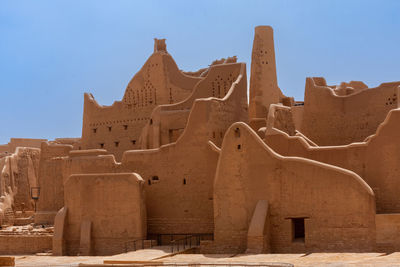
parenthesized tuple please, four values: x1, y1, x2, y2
(376, 214, 400, 252)
(300, 77, 400, 145)
(62, 63, 248, 238)
(81, 46, 202, 161)
(120, 63, 248, 236)
(35, 142, 73, 224)
(0, 138, 47, 155)
(12, 147, 41, 211)
(209, 122, 376, 254)
(0, 147, 40, 217)
(63, 173, 146, 256)
(0, 235, 52, 254)
(140, 63, 243, 149)
(265, 108, 400, 213)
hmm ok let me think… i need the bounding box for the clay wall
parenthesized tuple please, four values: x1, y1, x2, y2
(81, 50, 202, 161)
(300, 77, 400, 145)
(63, 173, 146, 256)
(35, 142, 73, 224)
(376, 214, 400, 252)
(141, 63, 243, 149)
(265, 108, 400, 214)
(0, 138, 47, 155)
(209, 122, 376, 254)
(120, 63, 248, 235)
(0, 235, 52, 254)
(12, 147, 41, 211)
(61, 63, 248, 239)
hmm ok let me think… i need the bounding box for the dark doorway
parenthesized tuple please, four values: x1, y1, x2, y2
(292, 218, 305, 242)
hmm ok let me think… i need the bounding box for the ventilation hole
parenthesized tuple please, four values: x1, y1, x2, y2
(152, 176, 159, 181)
(123, 125, 128, 130)
(93, 128, 97, 133)
(132, 140, 136, 145)
(237, 144, 241, 150)
(114, 141, 119, 147)
(148, 180, 151, 185)
(150, 119, 153, 125)
(108, 126, 112, 132)
(100, 143, 104, 148)
(183, 178, 186, 185)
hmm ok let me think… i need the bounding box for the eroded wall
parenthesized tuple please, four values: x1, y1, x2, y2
(300, 77, 400, 145)
(0, 147, 40, 225)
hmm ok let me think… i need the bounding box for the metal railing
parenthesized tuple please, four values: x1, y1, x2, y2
(148, 233, 213, 246)
(170, 235, 201, 253)
(125, 238, 157, 252)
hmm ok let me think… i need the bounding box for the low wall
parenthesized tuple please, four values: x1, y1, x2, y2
(376, 214, 400, 252)
(0, 235, 52, 254)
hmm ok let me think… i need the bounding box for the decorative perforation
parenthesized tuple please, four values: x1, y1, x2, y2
(211, 73, 234, 98)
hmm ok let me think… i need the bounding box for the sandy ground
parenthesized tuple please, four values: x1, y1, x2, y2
(11, 251, 400, 266)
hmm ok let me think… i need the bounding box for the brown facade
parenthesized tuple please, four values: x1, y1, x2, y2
(2, 25, 400, 256)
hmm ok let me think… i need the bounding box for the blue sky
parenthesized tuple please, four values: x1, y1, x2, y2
(1, 0, 399, 143)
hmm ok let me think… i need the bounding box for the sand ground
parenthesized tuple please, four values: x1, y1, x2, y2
(10, 251, 400, 266)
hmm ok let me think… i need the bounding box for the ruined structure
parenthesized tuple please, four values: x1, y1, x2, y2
(2, 25, 400, 257)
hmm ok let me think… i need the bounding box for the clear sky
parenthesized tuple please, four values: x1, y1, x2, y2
(1, 0, 399, 144)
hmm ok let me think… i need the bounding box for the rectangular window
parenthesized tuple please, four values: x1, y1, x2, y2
(292, 218, 305, 242)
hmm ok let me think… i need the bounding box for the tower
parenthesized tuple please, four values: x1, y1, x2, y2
(249, 26, 284, 122)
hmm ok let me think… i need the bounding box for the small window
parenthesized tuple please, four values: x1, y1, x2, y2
(132, 140, 136, 145)
(108, 126, 112, 132)
(183, 178, 186, 185)
(100, 143, 104, 148)
(150, 119, 153, 125)
(93, 128, 97, 133)
(235, 128, 240, 138)
(237, 144, 241, 150)
(148, 180, 151, 185)
(114, 141, 119, 147)
(292, 218, 305, 242)
(152, 176, 159, 181)
(123, 125, 128, 130)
